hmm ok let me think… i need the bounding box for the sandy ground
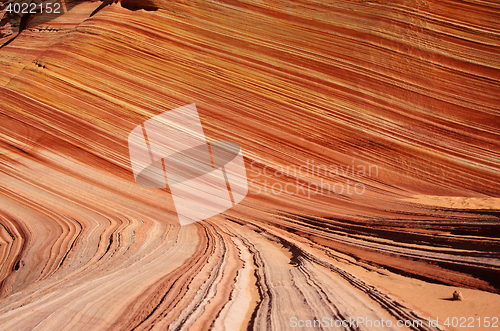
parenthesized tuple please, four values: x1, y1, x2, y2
(404, 196, 500, 210)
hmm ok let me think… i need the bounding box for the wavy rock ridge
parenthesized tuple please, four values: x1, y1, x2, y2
(0, 0, 499, 330)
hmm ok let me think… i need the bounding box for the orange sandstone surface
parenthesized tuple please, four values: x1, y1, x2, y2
(0, 0, 499, 330)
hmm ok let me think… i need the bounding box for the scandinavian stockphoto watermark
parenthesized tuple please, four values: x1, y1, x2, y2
(127, 104, 377, 225)
(128, 104, 248, 226)
(290, 316, 499, 329)
(248, 159, 379, 198)
(290, 316, 439, 329)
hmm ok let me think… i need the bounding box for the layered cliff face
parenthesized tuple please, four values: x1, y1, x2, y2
(0, 0, 499, 330)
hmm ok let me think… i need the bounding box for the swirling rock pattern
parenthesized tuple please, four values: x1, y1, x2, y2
(0, 0, 499, 330)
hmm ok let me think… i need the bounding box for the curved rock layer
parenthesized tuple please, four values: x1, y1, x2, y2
(0, 0, 499, 330)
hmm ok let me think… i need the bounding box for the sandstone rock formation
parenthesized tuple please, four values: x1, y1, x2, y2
(0, 0, 499, 330)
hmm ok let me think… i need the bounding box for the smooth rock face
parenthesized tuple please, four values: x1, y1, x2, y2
(0, 0, 499, 330)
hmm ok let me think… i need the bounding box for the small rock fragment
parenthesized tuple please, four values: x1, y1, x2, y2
(453, 290, 464, 301)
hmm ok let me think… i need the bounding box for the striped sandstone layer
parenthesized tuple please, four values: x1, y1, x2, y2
(0, 0, 499, 330)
